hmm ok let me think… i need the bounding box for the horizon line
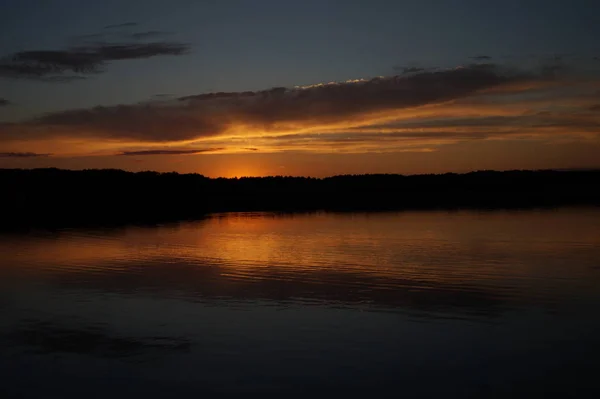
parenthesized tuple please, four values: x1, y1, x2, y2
(2, 166, 600, 180)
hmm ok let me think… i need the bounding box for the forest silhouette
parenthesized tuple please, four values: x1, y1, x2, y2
(2, 168, 599, 229)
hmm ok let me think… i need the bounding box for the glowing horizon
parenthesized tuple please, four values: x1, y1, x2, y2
(1, 1, 600, 176)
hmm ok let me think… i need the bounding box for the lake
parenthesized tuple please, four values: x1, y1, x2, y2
(1, 208, 600, 397)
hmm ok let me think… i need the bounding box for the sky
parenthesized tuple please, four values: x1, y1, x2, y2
(1, 0, 599, 177)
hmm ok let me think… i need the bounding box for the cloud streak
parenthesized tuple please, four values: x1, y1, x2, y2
(397, 66, 426, 74)
(104, 22, 138, 29)
(0, 98, 11, 107)
(0, 26, 190, 81)
(130, 31, 173, 40)
(470, 55, 492, 61)
(0, 152, 51, 158)
(0, 42, 189, 81)
(1, 60, 599, 157)
(119, 148, 224, 156)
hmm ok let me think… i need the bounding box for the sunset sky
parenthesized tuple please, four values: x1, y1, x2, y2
(1, 0, 599, 177)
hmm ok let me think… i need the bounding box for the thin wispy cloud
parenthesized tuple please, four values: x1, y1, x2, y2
(130, 31, 173, 40)
(104, 22, 138, 29)
(72, 29, 172, 45)
(0, 98, 11, 107)
(394, 66, 429, 74)
(119, 148, 224, 156)
(0, 152, 51, 158)
(471, 55, 492, 61)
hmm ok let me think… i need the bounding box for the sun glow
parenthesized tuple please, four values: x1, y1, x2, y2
(221, 165, 267, 178)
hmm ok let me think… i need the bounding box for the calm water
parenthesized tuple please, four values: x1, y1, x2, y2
(1, 209, 600, 397)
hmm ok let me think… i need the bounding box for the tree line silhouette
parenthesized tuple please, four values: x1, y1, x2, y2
(2, 168, 599, 229)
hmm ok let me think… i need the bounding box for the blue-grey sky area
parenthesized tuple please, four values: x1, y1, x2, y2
(1, 0, 599, 176)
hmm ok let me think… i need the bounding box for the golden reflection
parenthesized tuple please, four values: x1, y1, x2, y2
(3, 210, 600, 294)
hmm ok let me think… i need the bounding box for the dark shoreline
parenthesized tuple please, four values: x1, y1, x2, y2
(2, 168, 599, 230)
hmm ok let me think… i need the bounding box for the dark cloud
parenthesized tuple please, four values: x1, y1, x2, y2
(0, 98, 11, 106)
(104, 22, 138, 29)
(0, 63, 80, 81)
(470, 55, 492, 60)
(16, 64, 524, 141)
(0, 152, 51, 158)
(0, 64, 558, 143)
(0, 63, 89, 81)
(0, 31, 190, 81)
(119, 148, 224, 156)
(3, 60, 598, 157)
(589, 104, 600, 111)
(8, 50, 104, 74)
(72, 30, 172, 46)
(393, 65, 440, 74)
(177, 90, 257, 102)
(399, 66, 426, 74)
(98, 42, 189, 59)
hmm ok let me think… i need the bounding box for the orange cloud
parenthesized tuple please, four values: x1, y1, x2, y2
(1, 61, 600, 157)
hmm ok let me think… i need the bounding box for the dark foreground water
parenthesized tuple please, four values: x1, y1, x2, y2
(1, 209, 600, 397)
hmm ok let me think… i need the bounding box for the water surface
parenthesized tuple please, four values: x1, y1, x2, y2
(1, 209, 600, 397)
